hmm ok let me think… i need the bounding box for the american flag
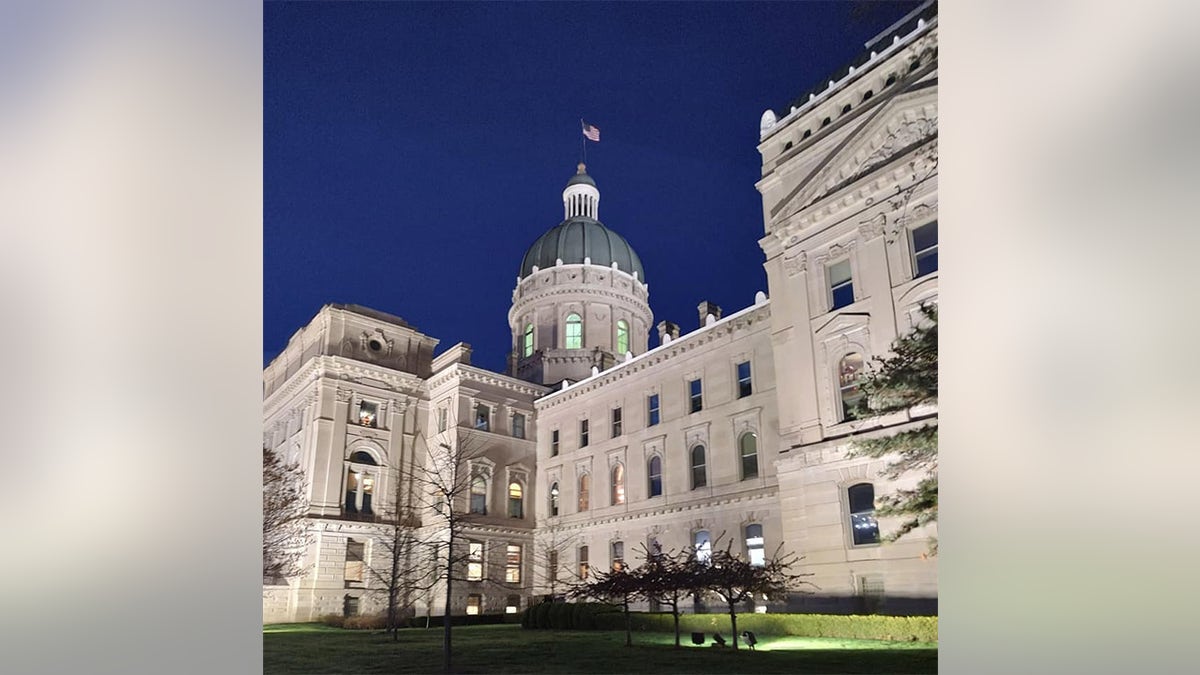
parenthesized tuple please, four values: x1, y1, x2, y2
(581, 120, 600, 142)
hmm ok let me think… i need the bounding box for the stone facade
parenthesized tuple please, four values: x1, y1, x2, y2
(264, 3, 938, 623)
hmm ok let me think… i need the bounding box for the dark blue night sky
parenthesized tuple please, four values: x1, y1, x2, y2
(265, 1, 920, 372)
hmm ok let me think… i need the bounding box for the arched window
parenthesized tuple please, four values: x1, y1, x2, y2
(694, 530, 712, 564)
(647, 456, 663, 498)
(565, 313, 583, 349)
(616, 320, 629, 355)
(739, 432, 759, 480)
(848, 483, 880, 545)
(690, 445, 707, 489)
(508, 481, 524, 519)
(578, 473, 590, 512)
(839, 353, 866, 421)
(470, 475, 487, 515)
(350, 450, 377, 465)
(523, 323, 534, 357)
(611, 463, 626, 505)
(549, 482, 559, 517)
(745, 524, 765, 566)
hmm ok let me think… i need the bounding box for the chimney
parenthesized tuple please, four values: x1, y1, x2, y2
(656, 320, 680, 346)
(697, 301, 722, 327)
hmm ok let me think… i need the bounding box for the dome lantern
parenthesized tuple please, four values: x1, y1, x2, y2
(563, 163, 599, 220)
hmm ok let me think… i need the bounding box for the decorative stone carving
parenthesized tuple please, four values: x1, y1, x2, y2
(859, 116, 938, 178)
(783, 251, 807, 278)
(335, 388, 353, 403)
(858, 213, 886, 240)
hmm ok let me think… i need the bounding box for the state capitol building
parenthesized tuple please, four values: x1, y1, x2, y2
(264, 2, 939, 624)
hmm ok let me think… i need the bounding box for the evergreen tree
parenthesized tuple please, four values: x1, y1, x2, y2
(850, 303, 938, 553)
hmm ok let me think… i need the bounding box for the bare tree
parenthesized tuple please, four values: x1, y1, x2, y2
(694, 538, 816, 650)
(534, 525, 580, 601)
(634, 543, 700, 649)
(262, 447, 309, 583)
(363, 465, 440, 641)
(407, 423, 493, 673)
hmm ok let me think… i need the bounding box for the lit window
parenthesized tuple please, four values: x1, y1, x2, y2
(839, 353, 866, 421)
(647, 394, 660, 426)
(467, 541, 483, 581)
(506, 595, 521, 614)
(523, 323, 534, 357)
(551, 429, 559, 456)
(578, 473, 590, 512)
(344, 539, 365, 587)
(549, 482, 559, 517)
(611, 407, 622, 437)
(506, 544, 522, 583)
(580, 419, 589, 448)
(611, 463, 625, 505)
(565, 313, 583, 349)
(911, 221, 938, 277)
(512, 413, 526, 439)
(690, 445, 707, 489)
(647, 456, 662, 498)
(358, 401, 378, 428)
(466, 594, 481, 615)
(474, 403, 490, 431)
(508, 482, 524, 519)
(740, 432, 759, 480)
(745, 524, 765, 567)
(689, 379, 703, 413)
(737, 361, 752, 398)
(578, 545, 589, 580)
(829, 259, 854, 310)
(611, 541, 624, 572)
(848, 483, 880, 546)
(616, 320, 629, 355)
(694, 531, 711, 564)
(345, 470, 373, 514)
(470, 475, 487, 515)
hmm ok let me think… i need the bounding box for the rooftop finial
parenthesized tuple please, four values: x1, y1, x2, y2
(577, 162, 587, 174)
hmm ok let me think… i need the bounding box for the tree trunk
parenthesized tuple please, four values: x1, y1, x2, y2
(623, 595, 632, 647)
(443, 546, 453, 672)
(728, 601, 739, 650)
(672, 600, 680, 648)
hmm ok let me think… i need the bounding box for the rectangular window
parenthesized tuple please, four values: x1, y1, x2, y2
(829, 259, 854, 310)
(745, 524, 765, 567)
(611, 541, 624, 572)
(512, 413, 526, 439)
(467, 541, 483, 581)
(580, 419, 589, 448)
(344, 539, 365, 587)
(911, 221, 938, 277)
(358, 401, 378, 428)
(437, 406, 447, 432)
(688, 379, 703, 413)
(578, 545, 589, 580)
(647, 394, 660, 426)
(506, 595, 520, 614)
(474, 403, 490, 431)
(343, 595, 359, 617)
(737, 361, 752, 398)
(611, 407, 622, 437)
(548, 550, 558, 587)
(551, 429, 559, 456)
(860, 576, 886, 614)
(466, 594, 481, 615)
(506, 544, 522, 583)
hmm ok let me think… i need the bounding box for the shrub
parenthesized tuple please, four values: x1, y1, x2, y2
(316, 614, 345, 628)
(595, 612, 936, 642)
(519, 602, 621, 630)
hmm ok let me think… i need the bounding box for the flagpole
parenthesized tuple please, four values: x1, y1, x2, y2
(580, 118, 586, 165)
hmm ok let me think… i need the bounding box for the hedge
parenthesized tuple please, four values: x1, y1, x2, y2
(519, 602, 620, 630)
(318, 613, 517, 630)
(591, 612, 937, 643)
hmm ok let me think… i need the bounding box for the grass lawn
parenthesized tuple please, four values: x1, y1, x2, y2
(263, 623, 937, 674)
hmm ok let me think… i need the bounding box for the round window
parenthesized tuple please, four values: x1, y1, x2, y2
(368, 339, 382, 352)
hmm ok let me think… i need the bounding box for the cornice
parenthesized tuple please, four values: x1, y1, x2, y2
(425, 363, 549, 399)
(538, 489, 779, 533)
(537, 303, 772, 411)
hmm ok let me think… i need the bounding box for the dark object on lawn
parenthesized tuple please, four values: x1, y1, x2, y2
(742, 630, 757, 650)
(691, 632, 705, 646)
(712, 632, 726, 647)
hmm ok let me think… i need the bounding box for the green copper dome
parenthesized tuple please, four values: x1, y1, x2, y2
(519, 217, 645, 281)
(566, 171, 596, 187)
